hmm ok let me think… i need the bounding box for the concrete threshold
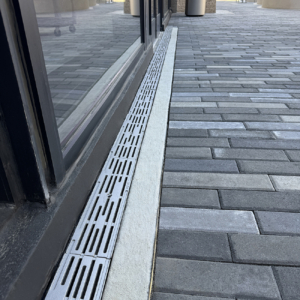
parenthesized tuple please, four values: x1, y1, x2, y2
(102, 28, 178, 300)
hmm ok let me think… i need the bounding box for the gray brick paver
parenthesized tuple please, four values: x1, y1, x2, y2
(273, 267, 300, 300)
(220, 190, 300, 212)
(159, 207, 259, 233)
(256, 211, 300, 235)
(230, 234, 300, 266)
(157, 230, 231, 261)
(165, 159, 239, 173)
(152, 293, 232, 300)
(214, 148, 288, 161)
(153, 2, 300, 299)
(161, 188, 220, 208)
(154, 258, 281, 299)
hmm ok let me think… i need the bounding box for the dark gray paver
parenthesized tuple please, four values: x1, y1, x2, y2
(152, 293, 232, 300)
(169, 107, 204, 114)
(165, 147, 212, 159)
(154, 258, 281, 299)
(167, 138, 230, 147)
(230, 234, 300, 266)
(238, 160, 300, 175)
(204, 108, 259, 114)
(164, 159, 239, 173)
(161, 188, 220, 208)
(256, 211, 300, 235)
(169, 121, 245, 130)
(259, 108, 300, 115)
(171, 97, 201, 102)
(285, 150, 300, 161)
(214, 148, 288, 161)
(288, 104, 300, 109)
(169, 114, 222, 121)
(220, 190, 300, 212)
(273, 267, 300, 300)
(163, 172, 274, 191)
(230, 138, 300, 150)
(223, 114, 281, 122)
(157, 230, 231, 261)
(245, 122, 300, 131)
(153, 2, 300, 299)
(168, 129, 208, 137)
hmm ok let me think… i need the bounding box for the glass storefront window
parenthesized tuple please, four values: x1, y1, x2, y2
(32, 0, 141, 146)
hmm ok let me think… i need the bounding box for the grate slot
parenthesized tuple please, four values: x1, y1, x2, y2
(126, 147, 132, 158)
(118, 146, 124, 158)
(73, 266, 86, 298)
(81, 260, 95, 299)
(89, 229, 99, 253)
(66, 258, 82, 297)
(121, 161, 127, 175)
(102, 198, 110, 216)
(127, 162, 132, 176)
(132, 147, 136, 158)
(90, 264, 102, 300)
(83, 225, 95, 254)
(108, 159, 114, 170)
(99, 176, 107, 194)
(113, 199, 122, 223)
(135, 135, 140, 146)
(105, 176, 113, 193)
(120, 178, 127, 197)
(116, 161, 122, 175)
(76, 224, 88, 251)
(61, 256, 74, 285)
(105, 202, 114, 222)
(112, 159, 119, 174)
(94, 206, 102, 221)
(88, 197, 99, 221)
(114, 145, 119, 156)
(109, 176, 117, 194)
(104, 226, 114, 254)
(95, 226, 107, 255)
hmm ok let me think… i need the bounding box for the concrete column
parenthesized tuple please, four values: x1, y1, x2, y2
(262, 0, 300, 9)
(176, 0, 216, 13)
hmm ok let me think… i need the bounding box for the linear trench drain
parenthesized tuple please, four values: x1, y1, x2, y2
(45, 27, 173, 300)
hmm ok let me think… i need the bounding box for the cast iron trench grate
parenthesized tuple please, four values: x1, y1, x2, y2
(45, 27, 172, 300)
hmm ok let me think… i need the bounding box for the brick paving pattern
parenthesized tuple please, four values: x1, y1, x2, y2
(153, 2, 300, 299)
(37, 3, 139, 129)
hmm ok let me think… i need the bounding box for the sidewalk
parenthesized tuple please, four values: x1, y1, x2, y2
(153, 2, 300, 300)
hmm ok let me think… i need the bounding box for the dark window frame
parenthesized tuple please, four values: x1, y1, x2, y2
(5, 0, 154, 189)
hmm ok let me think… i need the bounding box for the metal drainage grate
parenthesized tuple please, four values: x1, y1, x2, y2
(45, 27, 173, 300)
(46, 255, 109, 300)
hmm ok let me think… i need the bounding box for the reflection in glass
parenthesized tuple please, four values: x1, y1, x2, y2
(33, 0, 140, 146)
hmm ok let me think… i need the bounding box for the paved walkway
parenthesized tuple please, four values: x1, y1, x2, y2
(152, 2, 300, 300)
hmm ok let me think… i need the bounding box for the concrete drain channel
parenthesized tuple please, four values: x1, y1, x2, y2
(45, 27, 172, 300)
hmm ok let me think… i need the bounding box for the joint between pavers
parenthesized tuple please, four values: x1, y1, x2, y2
(269, 175, 278, 192)
(271, 266, 285, 300)
(253, 211, 262, 235)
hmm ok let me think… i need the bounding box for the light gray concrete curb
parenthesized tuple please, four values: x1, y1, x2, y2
(102, 27, 178, 300)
